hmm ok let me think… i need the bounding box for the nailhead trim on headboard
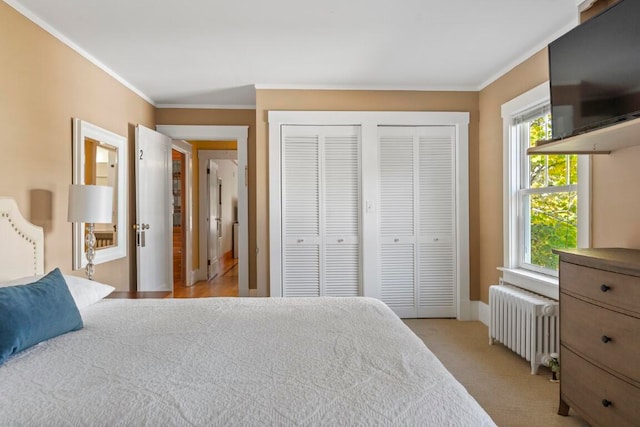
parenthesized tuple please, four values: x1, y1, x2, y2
(1, 211, 39, 274)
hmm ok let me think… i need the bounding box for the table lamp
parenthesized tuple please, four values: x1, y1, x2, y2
(68, 184, 113, 280)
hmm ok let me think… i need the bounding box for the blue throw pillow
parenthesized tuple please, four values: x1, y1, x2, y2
(0, 268, 83, 365)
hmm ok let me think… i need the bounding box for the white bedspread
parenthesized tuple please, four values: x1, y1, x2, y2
(0, 297, 494, 426)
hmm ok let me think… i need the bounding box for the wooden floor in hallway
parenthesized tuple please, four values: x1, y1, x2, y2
(173, 257, 238, 298)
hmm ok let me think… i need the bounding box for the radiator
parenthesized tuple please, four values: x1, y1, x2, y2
(489, 281, 559, 374)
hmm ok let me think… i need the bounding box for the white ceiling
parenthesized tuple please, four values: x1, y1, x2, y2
(7, 0, 579, 107)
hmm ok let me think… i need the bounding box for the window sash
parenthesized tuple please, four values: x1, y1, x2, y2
(515, 109, 577, 275)
(517, 185, 577, 275)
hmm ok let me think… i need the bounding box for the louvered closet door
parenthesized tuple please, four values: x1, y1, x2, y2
(282, 133, 321, 297)
(417, 127, 456, 317)
(281, 126, 361, 298)
(379, 128, 417, 318)
(378, 126, 456, 318)
(324, 133, 361, 296)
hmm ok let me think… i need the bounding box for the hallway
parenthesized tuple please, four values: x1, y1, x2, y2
(173, 257, 238, 298)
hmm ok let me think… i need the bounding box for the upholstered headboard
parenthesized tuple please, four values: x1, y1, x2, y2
(0, 198, 44, 281)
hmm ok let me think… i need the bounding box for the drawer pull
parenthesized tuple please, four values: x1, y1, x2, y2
(602, 399, 612, 408)
(600, 284, 611, 292)
(601, 335, 612, 343)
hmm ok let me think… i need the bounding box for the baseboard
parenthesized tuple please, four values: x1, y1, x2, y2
(478, 301, 490, 327)
(470, 301, 490, 327)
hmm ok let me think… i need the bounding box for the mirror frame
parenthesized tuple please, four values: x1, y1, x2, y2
(72, 118, 127, 269)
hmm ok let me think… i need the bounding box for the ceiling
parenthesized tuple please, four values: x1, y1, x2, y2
(7, 0, 579, 107)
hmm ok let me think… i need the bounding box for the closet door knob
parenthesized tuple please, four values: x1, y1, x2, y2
(601, 335, 612, 343)
(600, 284, 611, 292)
(601, 399, 612, 408)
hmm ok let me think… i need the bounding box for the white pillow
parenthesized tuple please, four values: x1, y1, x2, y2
(0, 273, 114, 309)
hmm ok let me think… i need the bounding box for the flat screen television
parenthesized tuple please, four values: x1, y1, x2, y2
(549, 0, 640, 140)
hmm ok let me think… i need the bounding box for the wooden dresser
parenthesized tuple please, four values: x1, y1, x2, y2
(554, 248, 640, 426)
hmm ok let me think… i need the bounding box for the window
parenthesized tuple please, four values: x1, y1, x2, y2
(502, 83, 590, 297)
(515, 106, 577, 275)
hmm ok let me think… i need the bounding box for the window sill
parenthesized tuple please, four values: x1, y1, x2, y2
(497, 267, 559, 300)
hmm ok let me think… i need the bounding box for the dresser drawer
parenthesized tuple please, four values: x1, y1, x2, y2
(560, 261, 640, 314)
(561, 347, 640, 427)
(561, 294, 640, 381)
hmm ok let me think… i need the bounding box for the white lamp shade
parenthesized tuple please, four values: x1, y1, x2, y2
(68, 185, 114, 223)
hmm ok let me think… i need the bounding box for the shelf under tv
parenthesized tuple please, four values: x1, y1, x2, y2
(527, 117, 640, 155)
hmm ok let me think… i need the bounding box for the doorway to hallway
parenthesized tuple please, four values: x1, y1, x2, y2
(157, 125, 249, 297)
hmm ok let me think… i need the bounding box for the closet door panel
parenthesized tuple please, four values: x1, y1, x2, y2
(378, 131, 416, 315)
(282, 133, 321, 296)
(417, 128, 456, 316)
(324, 132, 361, 297)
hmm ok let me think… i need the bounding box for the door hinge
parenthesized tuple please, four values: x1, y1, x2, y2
(207, 259, 211, 266)
(207, 168, 210, 174)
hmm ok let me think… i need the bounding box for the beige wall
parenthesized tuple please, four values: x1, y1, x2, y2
(477, 49, 549, 302)
(0, 2, 155, 290)
(256, 89, 481, 300)
(591, 146, 640, 247)
(155, 108, 257, 288)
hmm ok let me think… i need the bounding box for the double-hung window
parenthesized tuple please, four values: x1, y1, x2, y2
(502, 83, 590, 297)
(516, 105, 577, 275)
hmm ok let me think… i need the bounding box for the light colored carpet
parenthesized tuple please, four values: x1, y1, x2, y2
(404, 319, 589, 427)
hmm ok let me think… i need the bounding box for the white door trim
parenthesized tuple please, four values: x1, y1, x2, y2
(156, 125, 249, 297)
(171, 139, 193, 287)
(268, 111, 471, 320)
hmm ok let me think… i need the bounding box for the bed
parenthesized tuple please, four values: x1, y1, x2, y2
(0, 197, 494, 426)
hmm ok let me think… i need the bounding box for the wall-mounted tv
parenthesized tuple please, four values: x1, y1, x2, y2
(549, 0, 640, 140)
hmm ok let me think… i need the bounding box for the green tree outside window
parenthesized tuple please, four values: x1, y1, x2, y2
(524, 115, 577, 271)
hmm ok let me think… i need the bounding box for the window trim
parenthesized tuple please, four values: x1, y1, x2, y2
(501, 82, 591, 299)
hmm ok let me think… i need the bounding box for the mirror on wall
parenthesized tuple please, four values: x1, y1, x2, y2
(72, 118, 127, 269)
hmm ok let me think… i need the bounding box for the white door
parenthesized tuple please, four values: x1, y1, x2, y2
(378, 126, 456, 318)
(281, 125, 361, 297)
(135, 125, 173, 291)
(207, 161, 220, 280)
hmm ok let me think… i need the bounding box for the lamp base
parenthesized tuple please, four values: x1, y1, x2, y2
(85, 223, 96, 280)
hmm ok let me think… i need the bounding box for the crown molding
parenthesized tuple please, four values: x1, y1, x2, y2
(254, 83, 477, 92)
(155, 104, 256, 110)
